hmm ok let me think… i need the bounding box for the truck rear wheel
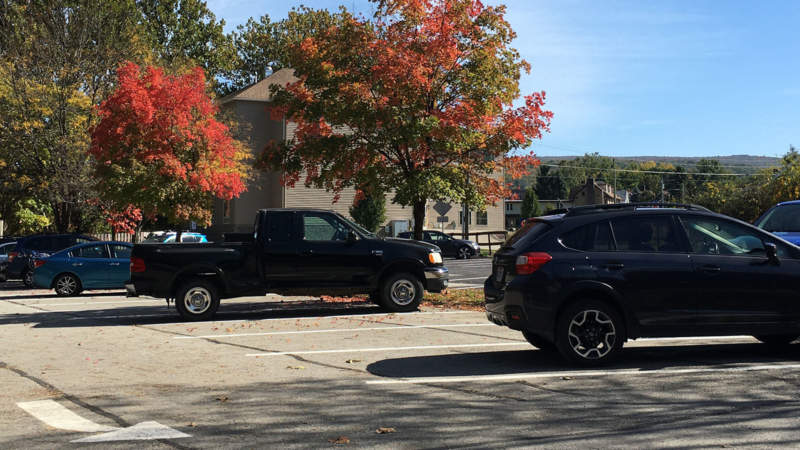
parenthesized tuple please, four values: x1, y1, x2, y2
(379, 272, 423, 312)
(175, 279, 220, 321)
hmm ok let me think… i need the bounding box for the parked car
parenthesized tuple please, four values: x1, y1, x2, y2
(128, 208, 449, 321)
(485, 202, 800, 366)
(397, 230, 480, 259)
(0, 241, 16, 282)
(32, 241, 133, 296)
(754, 200, 800, 245)
(6, 234, 98, 287)
(142, 231, 208, 243)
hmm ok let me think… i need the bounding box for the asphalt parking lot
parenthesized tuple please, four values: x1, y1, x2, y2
(3, 269, 800, 448)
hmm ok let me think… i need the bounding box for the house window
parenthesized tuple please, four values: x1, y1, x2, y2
(506, 203, 512, 211)
(476, 211, 488, 225)
(459, 211, 471, 225)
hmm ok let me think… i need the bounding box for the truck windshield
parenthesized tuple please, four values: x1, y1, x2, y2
(336, 214, 376, 238)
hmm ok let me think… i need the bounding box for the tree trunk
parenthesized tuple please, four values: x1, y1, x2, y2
(412, 199, 426, 241)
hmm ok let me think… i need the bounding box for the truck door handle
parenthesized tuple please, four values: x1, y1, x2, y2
(603, 263, 624, 270)
(698, 265, 721, 273)
(302, 250, 314, 255)
(72, 263, 83, 267)
(109, 262, 120, 266)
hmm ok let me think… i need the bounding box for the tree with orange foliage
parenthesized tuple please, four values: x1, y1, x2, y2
(90, 62, 249, 230)
(258, 0, 552, 239)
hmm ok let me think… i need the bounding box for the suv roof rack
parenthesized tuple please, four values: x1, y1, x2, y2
(563, 202, 710, 217)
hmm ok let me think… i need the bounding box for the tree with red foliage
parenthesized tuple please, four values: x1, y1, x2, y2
(258, 0, 552, 239)
(91, 62, 249, 229)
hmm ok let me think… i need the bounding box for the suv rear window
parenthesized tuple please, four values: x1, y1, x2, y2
(561, 220, 614, 251)
(503, 221, 551, 249)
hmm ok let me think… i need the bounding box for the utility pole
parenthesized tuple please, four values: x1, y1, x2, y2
(462, 172, 470, 240)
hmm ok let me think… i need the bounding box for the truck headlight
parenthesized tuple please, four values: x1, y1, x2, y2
(428, 252, 443, 264)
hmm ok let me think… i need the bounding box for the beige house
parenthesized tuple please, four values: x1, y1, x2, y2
(569, 178, 628, 206)
(211, 69, 503, 237)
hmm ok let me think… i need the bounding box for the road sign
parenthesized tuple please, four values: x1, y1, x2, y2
(436, 216, 449, 223)
(433, 201, 451, 217)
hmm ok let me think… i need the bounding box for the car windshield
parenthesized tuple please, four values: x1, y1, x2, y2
(336, 214, 376, 238)
(142, 232, 170, 243)
(757, 204, 800, 232)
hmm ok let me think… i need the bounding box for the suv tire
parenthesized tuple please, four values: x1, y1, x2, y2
(522, 330, 556, 352)
(556, 299, 624, 366)
(379, 272, 423, 312)
(175, 279, 220, 321)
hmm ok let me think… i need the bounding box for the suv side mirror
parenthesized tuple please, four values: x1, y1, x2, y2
(346, 230, 358, 244)
(765, 242, 779, 264)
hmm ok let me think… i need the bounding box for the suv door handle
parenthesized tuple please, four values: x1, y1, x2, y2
(698, 265, 721, 273)
(603, 263, 625, 270)
(109, 262, 120, 266)
(72, 263, 83, 267)
(301, 250, 314, 256)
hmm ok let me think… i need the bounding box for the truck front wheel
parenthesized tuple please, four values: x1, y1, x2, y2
(379, 272, 423, 312)
(175, 279, 220, 321)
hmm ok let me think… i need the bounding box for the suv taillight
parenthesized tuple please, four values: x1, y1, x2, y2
(33, 259, 46, 268)
(130, 257, 146, 273)
(515, 252, 552, 275)
(8, 251, 17, 262)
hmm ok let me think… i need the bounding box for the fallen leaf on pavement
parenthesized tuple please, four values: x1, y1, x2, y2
(187, 422, 197, 427)
(329, 436, 350, 444)
(376, 427, 396, 434)
(561, 376, 572, 380)
(286, 365, 305, 370)
(216, 395, 229, 402)
(345, 359, 361, 364)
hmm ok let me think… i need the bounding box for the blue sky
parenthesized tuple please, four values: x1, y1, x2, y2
(207, 0, 799, 158)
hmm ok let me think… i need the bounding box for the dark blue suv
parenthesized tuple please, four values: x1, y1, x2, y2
(755, 200, 800, 246)
(7, 234, 97, 287)
(486, 203, 800, 365)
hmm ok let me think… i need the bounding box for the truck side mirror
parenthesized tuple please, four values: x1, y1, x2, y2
(765, 242, 779, 264)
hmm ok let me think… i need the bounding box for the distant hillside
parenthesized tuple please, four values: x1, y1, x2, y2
(538, 154, 781, 170)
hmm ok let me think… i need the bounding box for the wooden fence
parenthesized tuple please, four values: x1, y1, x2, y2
(447, 230, 509, 255)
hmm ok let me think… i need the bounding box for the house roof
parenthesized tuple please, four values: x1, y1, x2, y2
(219, 68, 298, 105)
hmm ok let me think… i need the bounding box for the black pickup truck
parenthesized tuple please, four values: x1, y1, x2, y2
(127, 208, 449, 320)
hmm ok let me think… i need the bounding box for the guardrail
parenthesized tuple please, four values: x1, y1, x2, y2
(447, 230, 508, 255)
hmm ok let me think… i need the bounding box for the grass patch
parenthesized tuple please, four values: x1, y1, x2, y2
(422, 288, 484, 311)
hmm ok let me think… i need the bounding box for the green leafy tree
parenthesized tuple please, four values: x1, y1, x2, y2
(222, 7, 344, 95)
(136, 0, 236, 88)
(349, 191, 386, 233)
(535, 165, 568, 200)
(0, 0, 149, 232)
(521, 186, 541, 219)
(13, 198, 52, 234)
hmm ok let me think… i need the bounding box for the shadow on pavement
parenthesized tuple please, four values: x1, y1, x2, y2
(0, 291, 124, 300)
(0, 298, 386, 328)
(367, 343, 800, 378)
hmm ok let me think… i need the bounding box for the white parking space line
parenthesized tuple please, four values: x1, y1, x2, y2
(365, 363, 800, 385)
(246, 342, 528, 357)
(175, 323, 495, 339)
(17, 400, 118, 433)
(53, 309, 474, 321)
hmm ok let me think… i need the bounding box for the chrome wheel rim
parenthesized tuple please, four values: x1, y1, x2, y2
(567, 309, 616, 359)
(184, 287, 212, 314)
(56, 276, 77, 295)
(390, 279, 416, 306)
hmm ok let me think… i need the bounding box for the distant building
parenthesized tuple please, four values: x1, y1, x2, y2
(569, 178, 629, 206)
(212, 69, 504, 237)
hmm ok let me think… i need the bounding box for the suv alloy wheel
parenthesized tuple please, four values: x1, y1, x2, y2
(556, 299, 624, 365)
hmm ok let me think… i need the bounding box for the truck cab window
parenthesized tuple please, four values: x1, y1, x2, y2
(266, 212, 294, 242)
(302, 213, 349, 241)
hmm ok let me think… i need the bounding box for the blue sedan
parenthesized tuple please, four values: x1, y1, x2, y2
(33, 241, 133, 296)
